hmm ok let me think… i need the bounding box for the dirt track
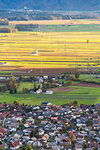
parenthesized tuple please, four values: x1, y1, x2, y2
(49, 87, 76, 92)
(74, 82, 100, 88)
(14, 68, 77, 76)
(12, 67, 100, 76)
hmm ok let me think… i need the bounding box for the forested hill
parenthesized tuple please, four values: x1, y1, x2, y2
(0, 0, 100, 11)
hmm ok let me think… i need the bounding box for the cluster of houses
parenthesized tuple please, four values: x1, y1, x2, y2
(0, 101, 99, 149)
(0, 76, 19, 81)
(0, 62, 8, 66)
(30, 76, 63, 94)
(0, 35, 8, 37)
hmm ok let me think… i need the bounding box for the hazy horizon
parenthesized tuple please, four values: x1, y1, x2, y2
(0, 0, 100, 11)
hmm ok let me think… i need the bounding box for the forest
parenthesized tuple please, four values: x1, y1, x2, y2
(0, 10, 99, 21)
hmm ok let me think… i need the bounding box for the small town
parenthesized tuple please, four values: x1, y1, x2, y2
(0, 101, 99, 150)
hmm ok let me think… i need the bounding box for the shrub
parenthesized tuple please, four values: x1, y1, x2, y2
(75, 72, 80, 78)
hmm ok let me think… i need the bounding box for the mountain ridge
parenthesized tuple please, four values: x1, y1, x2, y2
(0, 0, 100, 11)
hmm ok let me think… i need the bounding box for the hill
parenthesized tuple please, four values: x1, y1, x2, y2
(0, 0, 100, 11)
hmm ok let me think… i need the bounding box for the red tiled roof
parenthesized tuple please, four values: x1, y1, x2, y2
(0, 127, 6, 133)
(51, 117, 58, 120)
(26, 122, 31, 126)
(0, 104, 4, 107)
(12, 141, 20, 147)
(0, 114, 6, 118)
(0, 132, 4, 138)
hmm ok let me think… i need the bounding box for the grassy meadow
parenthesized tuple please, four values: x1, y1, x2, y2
(0, 80, 99, 105)
(17, 82, 41, 93)
(0, 84, 100, 105)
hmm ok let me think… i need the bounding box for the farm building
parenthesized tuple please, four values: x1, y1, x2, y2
(45, 90, 53, 94)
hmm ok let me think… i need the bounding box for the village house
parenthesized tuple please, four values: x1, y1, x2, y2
(45, 90, 53, 94)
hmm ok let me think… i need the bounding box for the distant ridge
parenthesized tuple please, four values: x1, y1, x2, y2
(0, 0, 100, 11)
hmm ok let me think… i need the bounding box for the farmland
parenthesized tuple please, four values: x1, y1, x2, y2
(0, 28, 100, 71)
(9, 19, 100, 25)
(0, 19, 100, 105)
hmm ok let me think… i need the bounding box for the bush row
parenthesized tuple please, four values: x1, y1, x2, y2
(0, 27, 18, 33)
(0, 18, 9, 25)
(15, 24, 38, 31)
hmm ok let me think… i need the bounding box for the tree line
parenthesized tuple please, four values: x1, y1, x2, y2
(0, 27, 18, 33)
(7, 16, 29, 21)
(15, 24, 38, 31)
(0, 10, 99, 21)
(0, 18, 9, 25)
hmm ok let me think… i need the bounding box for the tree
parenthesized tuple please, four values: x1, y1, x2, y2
(67, 80, 72, 85)
(87, 40, 89, 43)
(22, 143, 28, 150)
(72, 135, 76, 141)
(75, 72, 80, 79)
(8, 76, 18, 94)
(33, 83, 37, 92)
(71, 141, 76, 149)
(83, 143, 88, 149)
(42, 82, 47, 91)
(73, 101, 78, 105)
(46, 82, 50, 89)
(30, 129, 35, 138)
(79, 126, 82, 131)
(30, 76, 36, 82)
(37, 84, 41, 89)
(14, 101, 21, 106)
(92, 148, 98, 150)
(1, 86, 7, 92)
(98, 108, 100, 115)
(64, 72, 68, 76)
(27, 144, 32, 150)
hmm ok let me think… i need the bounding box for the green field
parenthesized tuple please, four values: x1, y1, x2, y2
(0, 84, 100, 105)
(0, 76, 99, 105)
(30, 24, 100, 32)
(17, 82, 41, 93)
(79, 74, 100, 82)
(70, 74, 100, 82)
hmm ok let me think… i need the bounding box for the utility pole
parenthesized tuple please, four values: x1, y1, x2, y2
(64, 43, 66, 59)
(41, 58, 43, 75)
(88, 58, 93, 80)
(75, 49, 78, 70)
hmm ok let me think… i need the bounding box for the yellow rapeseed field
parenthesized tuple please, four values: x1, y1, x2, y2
(0, 31, 100, 70)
